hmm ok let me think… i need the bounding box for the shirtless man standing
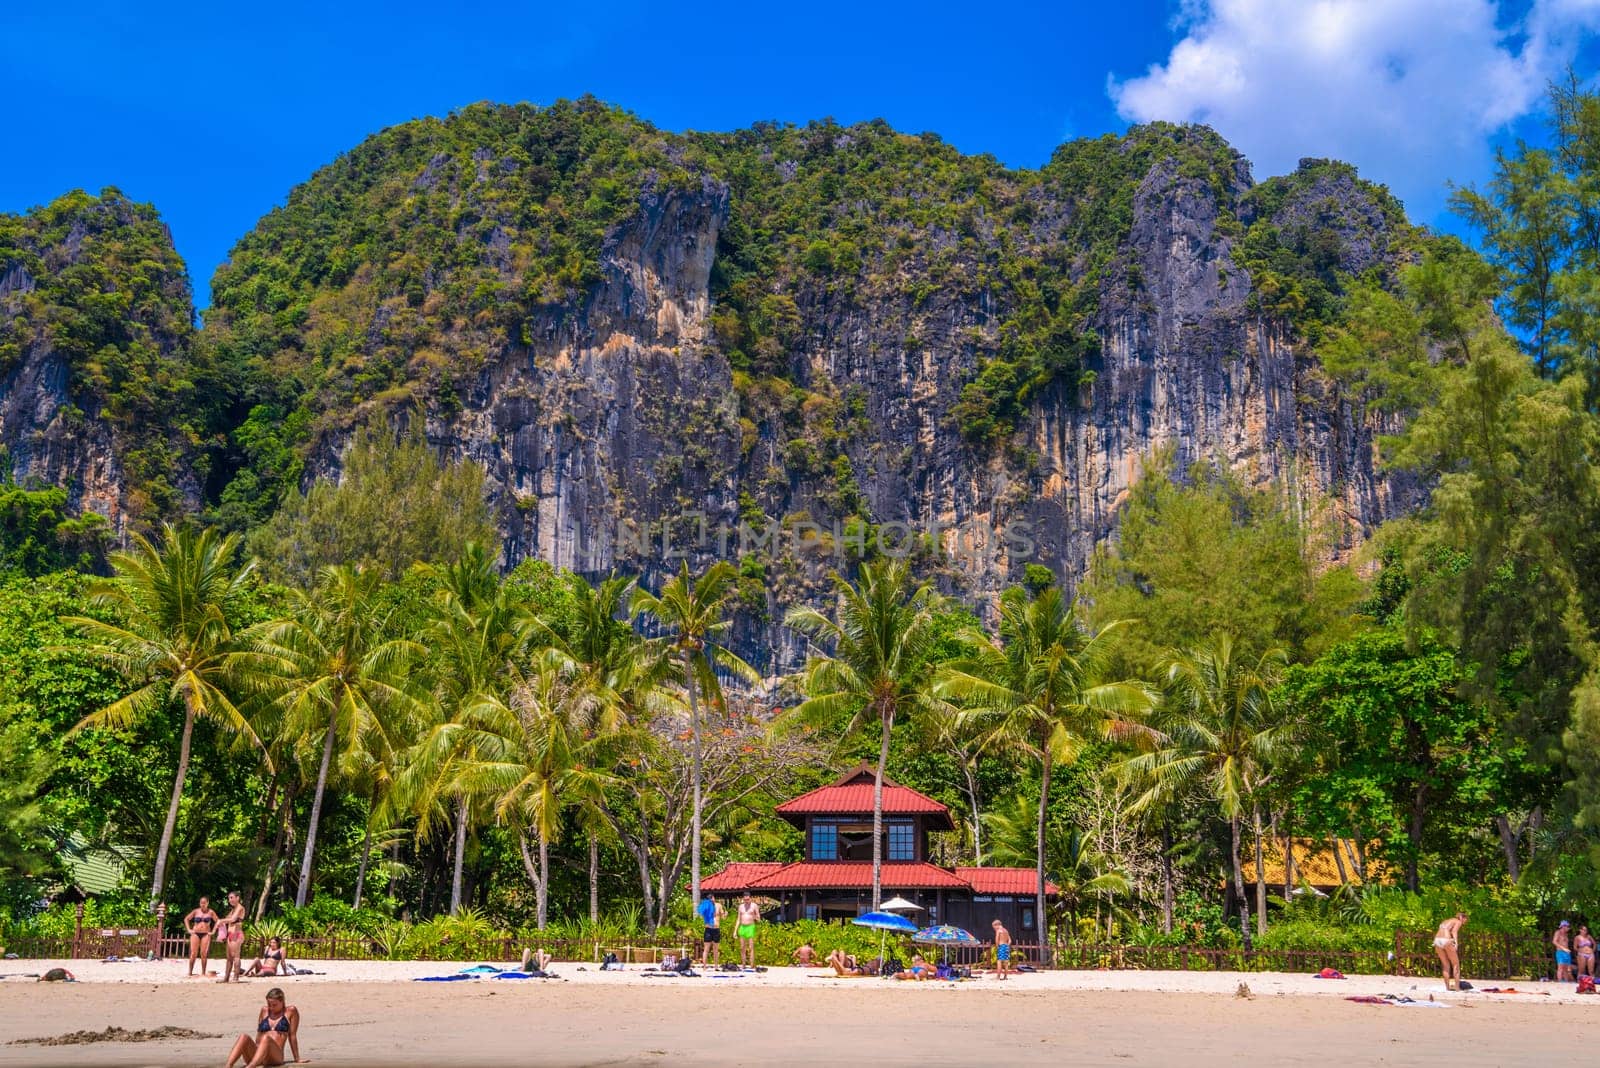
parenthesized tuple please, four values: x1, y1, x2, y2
(216, 891, 247, 984)
(1434, 911, 1467, 990)
(736, 893, 761, 968)
(992, 919, 1013, 981)
(1554, 920, 1574, 982)
(698, 896, 724, 966)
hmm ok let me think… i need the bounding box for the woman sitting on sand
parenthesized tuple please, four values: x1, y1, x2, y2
(893, 955, 936, 981)
(244, 937, 288, 977)
(224, 987, 301, 1067)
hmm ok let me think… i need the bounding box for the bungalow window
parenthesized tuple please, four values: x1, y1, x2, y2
(1022, 907, 1035, 929)
(887, 822, 915, 861)
(810, 822, 838, 861)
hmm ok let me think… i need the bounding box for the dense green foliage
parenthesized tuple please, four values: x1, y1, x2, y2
(0, 190, 213, 518)
(11, 90, 1600, 967)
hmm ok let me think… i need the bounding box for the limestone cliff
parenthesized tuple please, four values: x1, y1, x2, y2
(5, 105, 1426, 654)
(0, 190, 204, 529)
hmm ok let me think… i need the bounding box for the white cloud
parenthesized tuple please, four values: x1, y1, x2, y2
(1109, 0, 1600, 217)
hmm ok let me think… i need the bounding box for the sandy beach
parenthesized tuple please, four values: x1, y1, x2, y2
(0, 957, 1592, 1067)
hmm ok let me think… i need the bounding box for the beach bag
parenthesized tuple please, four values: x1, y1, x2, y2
(674, 954, 695, 974)
(1578, 975, 1596, 994)
(601, 952, 622, 971)
(880, 955, 904, 977)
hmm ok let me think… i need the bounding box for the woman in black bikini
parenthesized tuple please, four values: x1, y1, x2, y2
(245, 937, 288, 977)
(184, 896, 218, 978)
(224, 987, 302, 1067)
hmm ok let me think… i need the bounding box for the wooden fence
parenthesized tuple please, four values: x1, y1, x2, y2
(9, 925, 1554, 979)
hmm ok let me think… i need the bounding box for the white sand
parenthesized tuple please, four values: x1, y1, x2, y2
(0, 957, 1590, 1066)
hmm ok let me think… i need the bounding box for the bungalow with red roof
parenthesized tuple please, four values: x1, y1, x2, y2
(701, 765, 1057, 940)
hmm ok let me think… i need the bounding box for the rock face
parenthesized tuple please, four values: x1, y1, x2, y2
(4, 109, 1425, 660)
(0, 190, 202, 529)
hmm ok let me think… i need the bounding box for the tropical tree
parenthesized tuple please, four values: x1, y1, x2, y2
(1123, 634, 1288, 951)
(66, 524, 266, 907)
(631, 561, 756, 910)
(465, 648, 615, 928)
(401, 544, 533, 914)
(538, 572, 668, 916)
(938, 586, 1154, 960)
(786, 559, 941, 908)
(982, 793, 1131, 937)
(253, 565, 421, 907)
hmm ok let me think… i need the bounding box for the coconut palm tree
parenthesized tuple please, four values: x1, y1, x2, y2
(462, 648, 617, 928)
(786, 559, 941, 908)
(1122, 633, 1287, 952)
(402, 544, 534, 914)
(536, 572, 669, 916)
(631, 561, 756, 910)
(67, 524, 267, 908)
(937, 586, 1154, 962)
(253, 565, 422, 908)
(981, 793, 1131, 937)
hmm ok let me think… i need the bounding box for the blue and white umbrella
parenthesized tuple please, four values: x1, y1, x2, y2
(851, 910, 919, 971)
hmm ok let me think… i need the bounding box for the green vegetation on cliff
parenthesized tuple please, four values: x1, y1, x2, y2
(0, 190, 208, 517)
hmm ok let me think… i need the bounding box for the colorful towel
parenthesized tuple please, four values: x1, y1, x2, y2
(414, 974, 474, 982)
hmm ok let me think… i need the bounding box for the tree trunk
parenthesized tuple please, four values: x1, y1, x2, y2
(872, 704, 893, 908)
(686, 648, 703, 912)
(1330, 836, 1350, 887)
(518, 833, 549, 930)
(1407, 781, 1426, 892)
(295, 718, 338, 909)
(1036, 749, 1053, 965)
(1230, 816, 1252, 953)
(1161, 821, 1174, 935)
(352, 817, 374, 910)
(150, 692, 198, 909)
(1494, 816, 1522, 882)
(450, 800, 467, 915)
(254, 783, 297, 922)
(1252, 804, 1267, 939)
(588, 834, 600, 924)
(961, 758, 983, 864)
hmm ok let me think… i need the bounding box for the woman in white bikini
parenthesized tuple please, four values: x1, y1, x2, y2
(1434, 911, 1467, 991)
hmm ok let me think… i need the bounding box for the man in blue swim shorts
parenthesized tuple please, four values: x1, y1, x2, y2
(992, 919, 1012, 981)
(1556, 920, 1575, 981)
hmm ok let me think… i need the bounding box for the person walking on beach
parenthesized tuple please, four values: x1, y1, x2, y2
(1433, 911, 1466, 991)
(698, 895, 724, 966)
(992, 919, 1012, 981)
(224, 986, 301, 1067)
(184, 896, 218, 978)
(217, 890, 247, 983)
(1578, 925, 1596, 979)
(736, 893, 760, 968)
(1555, 920, 1574, 981)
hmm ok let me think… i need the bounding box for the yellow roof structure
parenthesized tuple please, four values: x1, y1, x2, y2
(1240, 837, 1389, 888)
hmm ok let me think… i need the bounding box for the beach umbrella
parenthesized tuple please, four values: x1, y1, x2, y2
(852, 910, 919, 971)
(878, 896, 924, 913)
(912, 923, 982, 964)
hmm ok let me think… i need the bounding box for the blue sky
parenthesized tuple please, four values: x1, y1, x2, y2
(4, 1, 1598, 308)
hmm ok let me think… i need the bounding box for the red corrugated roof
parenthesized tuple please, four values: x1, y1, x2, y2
(774, 766, 954, 829)
(700, 861, 1062, 896)
(957, 867, 1061, 896)
(703, 861, 970, 891)
(700, 862, 786, 892)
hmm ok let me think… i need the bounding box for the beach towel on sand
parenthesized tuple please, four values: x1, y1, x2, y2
(1313, 968, 1346, 979)
(415, 974, 474, 982)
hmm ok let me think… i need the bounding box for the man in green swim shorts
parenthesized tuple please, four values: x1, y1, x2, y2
(737, 892, 761, 968)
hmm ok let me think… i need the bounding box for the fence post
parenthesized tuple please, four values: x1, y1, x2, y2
(154, 903, 167, 960)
